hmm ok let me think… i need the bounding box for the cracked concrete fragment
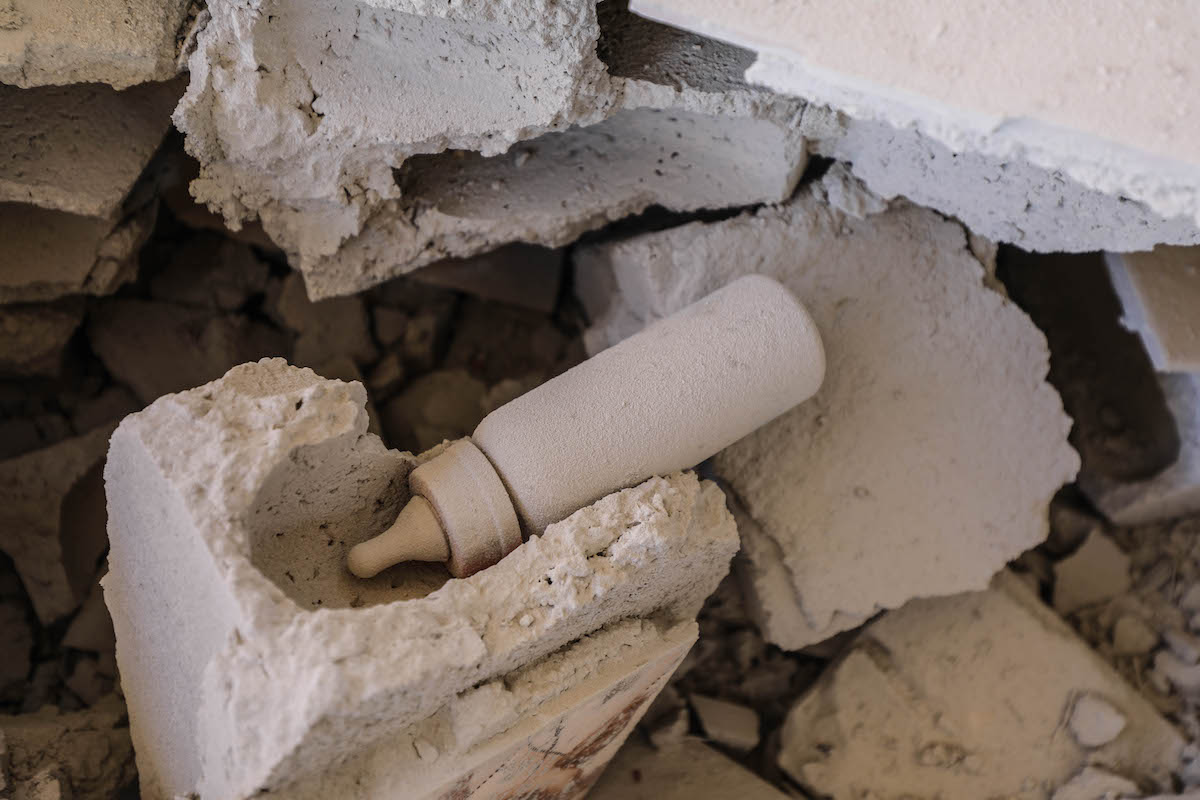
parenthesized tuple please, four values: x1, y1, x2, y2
(1107, 247, 1200, 372)
(1054, 530, 1133, 616)
(1082, 373, 1200, 526)
(688, 695, 759, 752)
(0, 202, 154, 305)
(0, 695, 135, 800)
(0, 0, 190, 88)
(590, 737, 789, 800)
(103, 358, 737, 799)
(176, 0, 807, 298)
(0, 302, 82, 378)
(631, 0, 1200, 242)
(0, 425, 113, 624)
(0, 81, 181, 218)
(88, 298, 288, 404)
(581, 192, 1077, 648)
(778, 573, 1182, 799)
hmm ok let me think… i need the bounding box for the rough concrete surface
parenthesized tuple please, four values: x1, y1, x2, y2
(581, 189, 1078, 648)
(778, 572, 1183, 798)
(174, 1, 807, 298)
(103, 358, 738, 799)
(0, 202, 155, 304)
(632, 0, 1200, 242)
(0, 425, 113, 624)
(0, 81, 181, 218)
(1107, 247, 1200, 372)
(0, 0, 190, 88)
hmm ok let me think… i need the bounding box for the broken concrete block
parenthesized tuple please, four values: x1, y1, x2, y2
(581, 191, 1077, 649)
(148, 232, 271, 311)
(412, 244, 564, 314)
(380, 368, 487, 454)
(103, 358, 737, 799)
(176, 1, 807, 298)
(275, 272, 378, 368)
(1082, 373, 1200, 526)
(0, 425, 113, 624)
(1107, 247, 1200, 372)
(0, 81, 180, 218)
(778, 573, 1183, 798)
(0, 202, 153, 305)
(0, 695, 135, 800)
(590, 737, 790, 800)
(688, 695, 759, 752)
(88, 298, 288, 404)
(0, 0, 190, 89)
(631, 0, 1200, 247)
(1054, 530, 1133, 616)
(0, 302, 82, 378)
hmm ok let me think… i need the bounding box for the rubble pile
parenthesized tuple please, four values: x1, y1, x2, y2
(4, 1, 1200, 799)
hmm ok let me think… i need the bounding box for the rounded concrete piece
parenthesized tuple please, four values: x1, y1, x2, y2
(473, 274, 825, 533)
(409, 439, 522, 578)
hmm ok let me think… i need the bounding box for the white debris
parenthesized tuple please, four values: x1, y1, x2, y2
(777, 573, 1182, 798)
(0, 81, 180, 217)
(688, 695, 759, 752)
(631, 0, 1200, 245)
(1106, 247, 1200, 372)
(175, 1, 807, 298)
(0, 0, 189, 88)
(1068, 693, 1128, 748)
(1053, 530, 1133, 616)
(590, 737, 790, 800)
(103, 358, 738, 798)
(581, 191, 1077, 648)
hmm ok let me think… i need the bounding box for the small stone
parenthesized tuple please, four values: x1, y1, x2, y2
(1067, 693, 1127, 748)
(518, 614, 533, 627)
(0, 302, 83, 378)
(65, 657, 112, 706)
(381, 369, 487, 453)
(276, 272, 378, 368)
(149, 233, 271, 311)
(402, 308, 450, 373)
(1154, 650, 1200, 693)
(1112, 615, 1159, 655)
(1053, 529, 1132, 616)
(1181, 583, 1200, 614)
(367, 352, 406, 399)
(1165, 629, 1200, 665)
(690, 694, 760, 752)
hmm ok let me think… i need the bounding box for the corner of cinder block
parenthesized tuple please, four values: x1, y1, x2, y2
(103, 358, 739, 799)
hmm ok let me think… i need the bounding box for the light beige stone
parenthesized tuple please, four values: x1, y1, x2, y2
(778, 573, 1182, 798)
(582, 191, 1078, 648)
(689, 695, 759, 752)
(1054, 529, 1133, 616)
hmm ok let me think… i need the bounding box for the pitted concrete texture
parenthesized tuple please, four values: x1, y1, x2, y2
(0, 0, 190, 89)
(778, 573, 1183, 798)
(103, 358, 738, 799)
(632, 0, 1200, 246)
(580, 188, 1078, 649)
(174, 1, 807, 298)
(0, 81, 181, 218)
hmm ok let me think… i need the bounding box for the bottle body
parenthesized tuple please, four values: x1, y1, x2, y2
(472, 274, 825, 534)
